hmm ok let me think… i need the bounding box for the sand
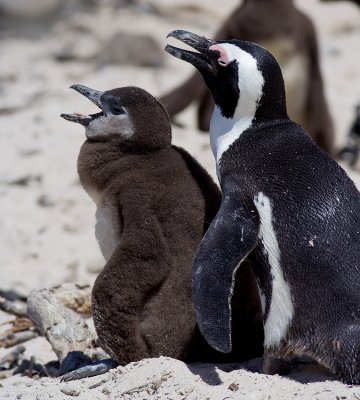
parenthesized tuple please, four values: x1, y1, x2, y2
(0, 0, 360, 398)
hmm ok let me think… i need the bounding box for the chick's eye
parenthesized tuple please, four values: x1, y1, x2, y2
(112, 105, 125, 115)
(218, 60, 228, 67)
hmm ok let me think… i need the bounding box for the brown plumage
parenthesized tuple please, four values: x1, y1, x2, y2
(62, 85, 263, 364)
(160, 0, 335, 155)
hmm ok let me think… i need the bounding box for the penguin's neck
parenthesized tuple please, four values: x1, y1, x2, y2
(77, 141, 129, 202)
(210, 106, 255, 166)
(210, 106, 289, 182)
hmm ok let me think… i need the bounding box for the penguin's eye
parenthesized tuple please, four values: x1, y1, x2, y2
(111, 105, 125, 115)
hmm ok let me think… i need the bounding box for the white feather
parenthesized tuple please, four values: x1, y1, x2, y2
(95, 205, 121, 262)
(209, 44, 264, 165)
(254, 192, 294, 349)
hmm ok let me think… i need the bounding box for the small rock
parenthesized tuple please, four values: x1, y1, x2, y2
(228, 382, 239, 391)
(18, 148, 41, 157)
(63, 224, 79, 233)
(86, 262, 102, 275)
(37, 195, 55, 208)
(101, 387, 111, 396)
(60, 384, 81, 397)
(7, 175, 42, 187)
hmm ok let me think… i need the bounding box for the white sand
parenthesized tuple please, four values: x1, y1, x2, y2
(0, 0, 360, 398)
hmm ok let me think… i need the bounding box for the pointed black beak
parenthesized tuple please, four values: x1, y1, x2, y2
(61, 84, 105, 126)
(165, 30, 216, 74)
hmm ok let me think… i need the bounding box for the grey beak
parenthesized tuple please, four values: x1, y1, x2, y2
(61, 84, 105, 126)
(70, 84, 105, 111)
(165, 30, 216, 74)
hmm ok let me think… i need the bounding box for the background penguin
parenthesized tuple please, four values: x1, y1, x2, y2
(160, 0, 335, 156)
(60, 85, 263, 380)
(165, 30, 360, 384)
(321, 0, 360, 6)
(338, 104, 360, 167)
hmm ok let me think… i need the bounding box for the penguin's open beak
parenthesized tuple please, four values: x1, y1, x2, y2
(165, 30, 216, 75)
(61, 84, 105, 126)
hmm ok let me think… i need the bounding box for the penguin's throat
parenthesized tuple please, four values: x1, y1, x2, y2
(210, 106, 255, 164)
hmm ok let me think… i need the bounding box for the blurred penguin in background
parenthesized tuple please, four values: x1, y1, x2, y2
(161, 0, 335, 156)
(321, 0, 360, 165)
(338, 105, 360, 167)
(321, 0, 360, 6)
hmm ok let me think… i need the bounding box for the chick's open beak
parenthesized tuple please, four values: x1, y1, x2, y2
(61, 84, 105, 126)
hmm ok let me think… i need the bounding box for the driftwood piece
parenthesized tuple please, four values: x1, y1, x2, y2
(27, 284, 96, 366)
(0, 345, 25, 370)
(10, 317, 34, 333)
(48, 283, 92, 315)
(0, 331, 37, 348)
(0, 297, 27, 317)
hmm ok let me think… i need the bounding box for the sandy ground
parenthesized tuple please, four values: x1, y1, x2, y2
(0, 0, 360, 398)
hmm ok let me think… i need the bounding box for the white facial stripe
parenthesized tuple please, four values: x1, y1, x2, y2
(254, 192, 294, 349)
(209, 43, 264, 165)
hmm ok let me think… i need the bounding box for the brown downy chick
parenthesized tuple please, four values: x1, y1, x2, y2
(61, 85, 263, 372)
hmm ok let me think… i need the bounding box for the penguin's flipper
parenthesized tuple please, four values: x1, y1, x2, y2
(193, 193, 259, 353)
(60, 359, 118, 382)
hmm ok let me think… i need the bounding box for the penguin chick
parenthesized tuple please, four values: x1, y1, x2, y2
(60, 85, 263, 379)
(160, 0, 335, 156)
(165, 30, 360, 384)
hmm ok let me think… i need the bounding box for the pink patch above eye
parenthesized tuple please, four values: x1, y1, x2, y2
(209, 44, 229, 65)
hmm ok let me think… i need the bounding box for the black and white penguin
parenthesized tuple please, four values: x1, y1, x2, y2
(60, 85, 263, 380)
(165, 30, 360, 384)
(160, 0, 335, 156)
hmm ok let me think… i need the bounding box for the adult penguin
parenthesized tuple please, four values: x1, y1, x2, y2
(165, 30, 360, 384)
(160, 0, 335, 155)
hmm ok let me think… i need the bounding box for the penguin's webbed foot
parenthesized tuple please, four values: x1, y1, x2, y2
(60, 359, 118, 382)
(261, 356, 291, 375)
(261, 355, 315, 376)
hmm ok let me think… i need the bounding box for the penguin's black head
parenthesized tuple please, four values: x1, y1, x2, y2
(165, 30, 287, 123)
(61, 85, 171, 152)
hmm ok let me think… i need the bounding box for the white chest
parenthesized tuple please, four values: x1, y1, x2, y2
(82, 184, 122, 262)
(210, 106, 255, 166)
(95, 205, 122, 262)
